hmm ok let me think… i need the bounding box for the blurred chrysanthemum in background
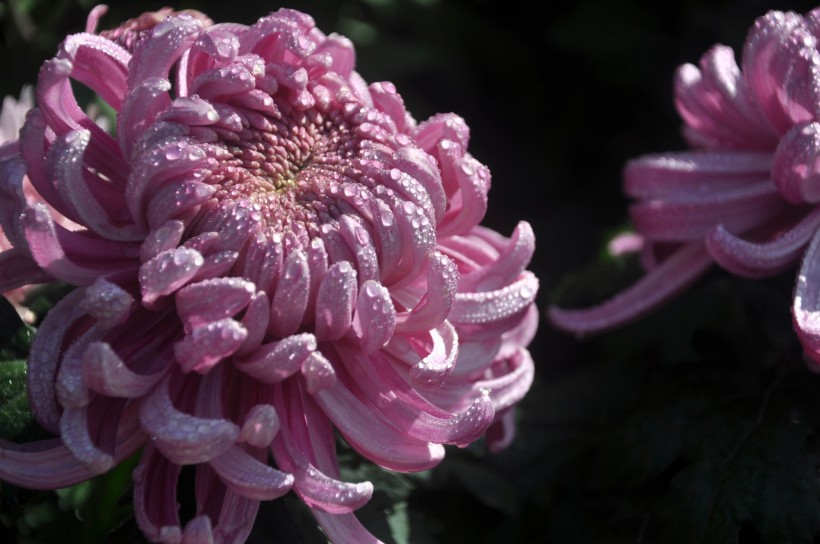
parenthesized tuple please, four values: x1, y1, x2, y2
(0, 5, 537, 543)
(550, 9, 820, 353)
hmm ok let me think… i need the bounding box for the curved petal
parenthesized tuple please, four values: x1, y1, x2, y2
(0, 438, 95, 489)
(624, 151, 772, 199)
(313, 381, 445, 472)
(792, 228, 820, 362)
(235, 333, 317, 384)
(313, 511, 383, 544)
(394, 252, 457, 333)
(27, 288, 86, 433)
(706, 208, 820, 278)
(174, 318, 247, 374)
(139, 376, 239, 464)
(549, 242, 713, 335)
(133, 445, 183, 543)
(629, 182, 785, 241)
(772, 121, 820, 204)
(209, 445, 293, 500)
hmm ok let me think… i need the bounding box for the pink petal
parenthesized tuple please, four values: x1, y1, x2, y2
(174, 318, 247, 374)
(133, 445, 183, 543)
(772, 121, 820, 203)
(409, 321, 459, 387)
(128, 14, 204, 86)
(706, 208, 820, 278)
(624, 151, 772, 200)
(59, 406, 114, 474)
(82, 341, 164, 398)
(117, 77, 173, 159)
(235, 333, 317, 383)
(292, 464, 373, 514)
(301, 351, 338, 393)
(743, 12, 820, 134)
(0, 438, 95, 489)
(145, 180, 217, 229)
(176, 277, 255, 331)
(674, 47, 776, 149)
(139, 247, 205, 306)
(182, 516, 214, 544)
(0, 249, 52, 293)
(313, 512, 383, 544)
(437, 148, 490, 237)
(549, 242, 713, 335)
(454, 221, 536, 292)
(271, 379, 374, 514)
(338, 343, 495, 446)
(269, 249, 310, 337)
(450, 271, 539, 325)
(792, 229, 820, 361)
(140, 221, 186, 261)
(239, 404, 280, 448)
(20, 204, 132, 285)
(314, 261, 357, 341)
(314, 381, 445, 472)
(80, 277, 134, 328)
(629, 182, 784, 241)
(370, 198, 403, 283)
(349, 280, 396, 353)
(27, 288, 87, 433)
(394, 252, 458, 333)
(370, 80, 412, 132)
(236, 292, 270, 356)
(393, 145, 446, 221)
(339, 215, 379, 284)
(139, 377, 239, 464)
(209, 445, 293, 500)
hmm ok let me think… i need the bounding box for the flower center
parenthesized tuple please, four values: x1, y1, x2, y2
(205, 105, 371, 238)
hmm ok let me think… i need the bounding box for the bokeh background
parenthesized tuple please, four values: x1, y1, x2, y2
(4, 0, 820, 542)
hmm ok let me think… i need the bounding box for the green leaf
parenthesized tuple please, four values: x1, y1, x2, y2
(0, 296, 33, 361)
(21, 283, 74, 325)
(0, 298, 44, 443)
(78, 453, 141, 544)
(386, 501, 409, 544)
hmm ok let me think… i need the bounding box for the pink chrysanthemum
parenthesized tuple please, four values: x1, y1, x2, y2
(1, 86, 84, 322)
(0, 86, 38, 321)
(0, 5, 538, 543)
(550, 9, 820, 338)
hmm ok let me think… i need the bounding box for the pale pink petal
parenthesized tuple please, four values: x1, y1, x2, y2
(314, 261, 357, 341)
(793, 229, 820, 362)
(706, 208, 820, 278)
(239, 404, 279, 447)
(82, 341, 165, 398)
(176, 277, 255, 331)
(133, 445, 183, 543)
(772, 121, 820, 203)
(314, 382, 445, 472)
(629, 182, 784, 241)
(0, 439, 95, 489)
(235, 333, 317, 383)
(174, 318, 247, 374)
(209, 445, 293, 500)
(313, 511, 384, 544)
(139, 377, 239, 464)
(549, 242, 713, 335)
(269, 248, 310, 337)
(349, 280, 395, 353)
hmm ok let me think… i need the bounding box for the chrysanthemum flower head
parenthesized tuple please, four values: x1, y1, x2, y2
(0, 5, 538, 542)
(550, 8, 820, 348)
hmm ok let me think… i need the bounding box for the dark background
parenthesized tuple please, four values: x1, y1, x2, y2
(4, 0, 820, 542)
